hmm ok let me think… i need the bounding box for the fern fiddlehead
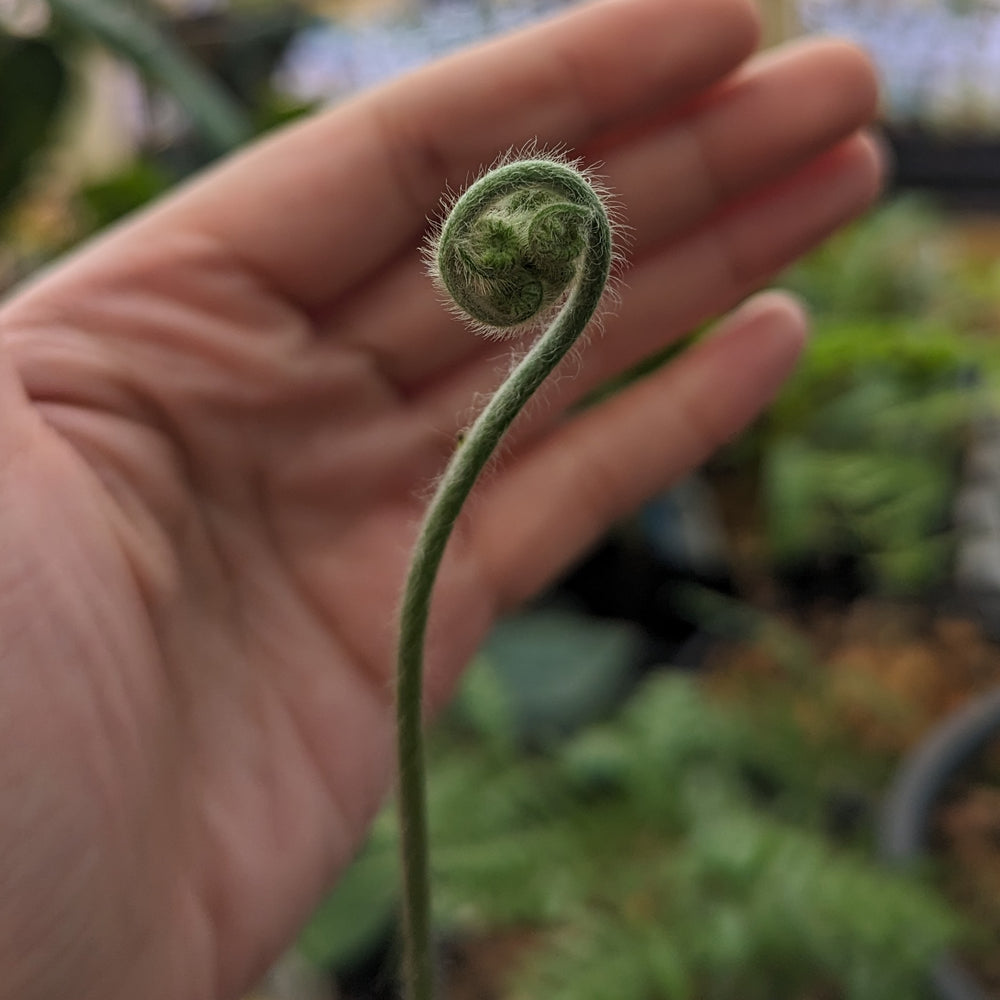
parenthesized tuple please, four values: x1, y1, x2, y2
(396, 155, 615, 1000)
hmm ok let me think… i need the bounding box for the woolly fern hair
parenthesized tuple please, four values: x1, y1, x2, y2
(396, 149, 619, 1000)
(424, 148, 620, 338)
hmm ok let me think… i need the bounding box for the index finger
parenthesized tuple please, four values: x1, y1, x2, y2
(125, 0, 760, 308)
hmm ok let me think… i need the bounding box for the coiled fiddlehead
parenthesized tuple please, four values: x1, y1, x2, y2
(396, 155, 615, 1000)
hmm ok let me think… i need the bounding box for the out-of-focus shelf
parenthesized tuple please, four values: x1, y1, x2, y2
(885, 125, 1000, 211)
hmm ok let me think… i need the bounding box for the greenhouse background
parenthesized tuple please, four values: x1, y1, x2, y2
(2, 2, 1000, 999)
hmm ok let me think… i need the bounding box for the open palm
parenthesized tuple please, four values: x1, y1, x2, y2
(0, 2, 881, 998)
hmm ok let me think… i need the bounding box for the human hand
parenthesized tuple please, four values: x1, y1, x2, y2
(0, 1, 881, 997)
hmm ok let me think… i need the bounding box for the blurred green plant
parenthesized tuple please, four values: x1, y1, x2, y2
(760, 317, 987, 592)
(47, 0, 253, 153)
(76, 158, 175, 229)
(720, 196, 1000, 594)
(301, 621, 962, 999)
(479, 609, 641, 746)
(781, 198, 949, 321)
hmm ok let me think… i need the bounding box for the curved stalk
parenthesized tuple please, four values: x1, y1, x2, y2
(396, 156, 614, 1000)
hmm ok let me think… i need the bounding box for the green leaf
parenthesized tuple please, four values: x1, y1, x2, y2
(0, 35, 68, 217)
(480, 610, 641, 744)
(48, 0, 252, 154)
(77, 159, 174, 230)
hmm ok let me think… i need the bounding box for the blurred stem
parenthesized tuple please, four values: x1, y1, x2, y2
(47, 0, 253, 154)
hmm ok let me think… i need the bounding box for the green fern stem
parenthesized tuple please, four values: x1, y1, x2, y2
(396, 157, 614, 1000)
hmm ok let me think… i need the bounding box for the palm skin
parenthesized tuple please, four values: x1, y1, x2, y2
(0, 1, 882, 998)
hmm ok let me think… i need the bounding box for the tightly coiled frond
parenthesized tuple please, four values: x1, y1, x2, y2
(428, 153, 615, 336)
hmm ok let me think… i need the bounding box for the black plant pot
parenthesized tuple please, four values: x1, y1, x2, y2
(879, 686, 1000, 1000)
